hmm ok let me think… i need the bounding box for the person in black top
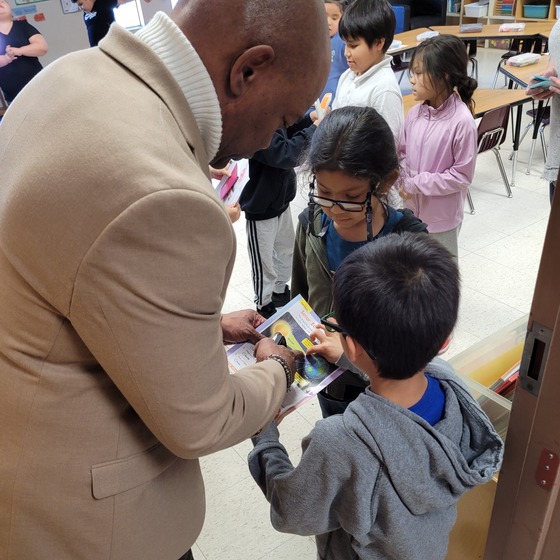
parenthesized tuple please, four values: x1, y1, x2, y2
(72, 0, 144, 47)
(0, 0, 48, 105)
(240, 115, 322, 319)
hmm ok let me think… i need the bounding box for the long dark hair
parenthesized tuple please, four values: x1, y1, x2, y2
(410, 34, 477, 114)
(305, 105, 398, 189)
(302, 106, 399, 240)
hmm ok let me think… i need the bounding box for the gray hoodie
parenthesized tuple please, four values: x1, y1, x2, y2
(249, 358, 504, 560)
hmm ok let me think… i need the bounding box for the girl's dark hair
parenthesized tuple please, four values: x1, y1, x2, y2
(339, 0, 395, 53)
(410, 34, 478, 114)
(333, 233, 460, 380)
(324, 0, 348, 11)
(304, 105, 398, 196)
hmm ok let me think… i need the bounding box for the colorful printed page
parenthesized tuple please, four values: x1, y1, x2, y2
(226, 295, 345, 419)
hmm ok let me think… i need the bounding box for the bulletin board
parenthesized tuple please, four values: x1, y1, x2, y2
(60, 0, 80, 13)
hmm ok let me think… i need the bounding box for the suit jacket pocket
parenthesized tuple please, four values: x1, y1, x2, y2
(92, 442, 178, 499)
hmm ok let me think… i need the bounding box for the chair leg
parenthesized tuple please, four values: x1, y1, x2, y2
(493, 147, 513, 197)
(466, 190, 475, 215)
(509, 121, 533, 160)
(470, 57, 478, 80)
(526, 137, 538, 175)
(492, 60, 507, 88)
(540, 125, 548, 161)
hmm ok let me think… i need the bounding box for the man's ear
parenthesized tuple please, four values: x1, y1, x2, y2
(229, 45, 275, 97)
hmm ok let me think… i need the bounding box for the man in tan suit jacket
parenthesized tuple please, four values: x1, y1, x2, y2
(0, 0, 330, 558)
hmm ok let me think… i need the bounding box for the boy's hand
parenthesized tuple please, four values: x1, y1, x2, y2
(307, 324, 344, 364)
(226, 202, 241, 223)
(209, 164, 231, 180)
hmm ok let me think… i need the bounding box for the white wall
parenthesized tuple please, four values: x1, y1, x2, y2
(9, 0, 173, 66)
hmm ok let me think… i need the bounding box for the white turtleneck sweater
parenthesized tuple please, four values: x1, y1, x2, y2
(135, 12, 222, 163)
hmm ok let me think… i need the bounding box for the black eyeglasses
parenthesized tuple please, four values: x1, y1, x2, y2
(320, 314, 377, 361)
(309, 193, 371, 213)
(320, 315, 347, 335)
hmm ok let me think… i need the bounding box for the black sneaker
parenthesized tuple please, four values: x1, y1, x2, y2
(257, 302, 277, 319)
(271, 286, 291, 308)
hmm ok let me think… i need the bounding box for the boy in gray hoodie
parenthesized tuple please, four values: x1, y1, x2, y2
(249, 232, 503, 560)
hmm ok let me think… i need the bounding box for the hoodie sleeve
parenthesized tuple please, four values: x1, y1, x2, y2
(249, 418, 381, 536)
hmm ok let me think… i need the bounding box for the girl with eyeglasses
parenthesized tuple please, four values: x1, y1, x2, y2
(292, 105, 427, 418)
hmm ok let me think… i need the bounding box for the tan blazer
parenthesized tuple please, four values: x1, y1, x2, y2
(0, 25, 286, 559)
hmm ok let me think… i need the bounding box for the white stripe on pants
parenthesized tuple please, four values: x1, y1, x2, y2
(246, 207, 295, 307)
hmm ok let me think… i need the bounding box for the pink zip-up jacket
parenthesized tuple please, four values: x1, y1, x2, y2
(399, 93, 478, 233)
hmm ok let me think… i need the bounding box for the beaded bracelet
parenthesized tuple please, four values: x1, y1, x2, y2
(266, 354, 295, 391)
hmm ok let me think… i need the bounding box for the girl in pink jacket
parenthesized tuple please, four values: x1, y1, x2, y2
(399, 34, 478, 259)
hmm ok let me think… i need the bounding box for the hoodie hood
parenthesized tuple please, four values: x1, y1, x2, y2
(344, 357, 503, 516)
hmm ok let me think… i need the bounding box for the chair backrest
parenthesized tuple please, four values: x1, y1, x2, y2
(390, 4, 410, 33)
(477, 105, 510, 154)
(409, 0, 446, 28)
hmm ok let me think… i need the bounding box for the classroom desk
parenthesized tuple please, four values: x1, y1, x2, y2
(388, 27, 432, 56)
(499, 55, 550, 86)
(403, 88, 534, 187)
(499, 56, 550, 181)
(429, 21, 554, 41)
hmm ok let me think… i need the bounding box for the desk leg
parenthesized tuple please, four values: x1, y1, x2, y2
(511, 104, 523, 188)
(526, 100, 545, 175)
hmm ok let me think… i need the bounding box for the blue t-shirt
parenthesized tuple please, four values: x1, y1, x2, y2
(324, 205, 404, 271)
(409, 375, 445, 426)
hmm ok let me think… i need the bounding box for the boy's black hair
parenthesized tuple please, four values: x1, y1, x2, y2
(333, 233, 460, 380)
(409, 34, 478, 114)
(339, 0, 395, 53)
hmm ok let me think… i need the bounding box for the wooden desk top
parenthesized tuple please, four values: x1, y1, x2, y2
(403, 88, 532, 118)
(430, 21, 554, 41)
(499, 55, 551, 88)
(389, 27, 432, 56)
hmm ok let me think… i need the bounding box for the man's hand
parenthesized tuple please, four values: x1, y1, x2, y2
(254, 338, 302, 375)
(221, 309, 266, 344)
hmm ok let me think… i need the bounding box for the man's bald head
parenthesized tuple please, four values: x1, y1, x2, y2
(171, 0, 330, 166)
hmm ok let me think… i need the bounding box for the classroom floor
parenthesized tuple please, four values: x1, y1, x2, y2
(193, 46, 552, 560)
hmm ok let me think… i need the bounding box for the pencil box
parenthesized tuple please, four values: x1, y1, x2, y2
(507, 53, 541, 67)
(460, 23, 483, 33)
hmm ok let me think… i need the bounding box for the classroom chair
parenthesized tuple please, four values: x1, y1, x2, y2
(390, 4, 411, 83)
(513, 103, 550, 175)
(467, 105, 512, 215)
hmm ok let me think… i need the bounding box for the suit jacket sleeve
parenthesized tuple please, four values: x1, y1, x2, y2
(70, 189, 287, 459)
